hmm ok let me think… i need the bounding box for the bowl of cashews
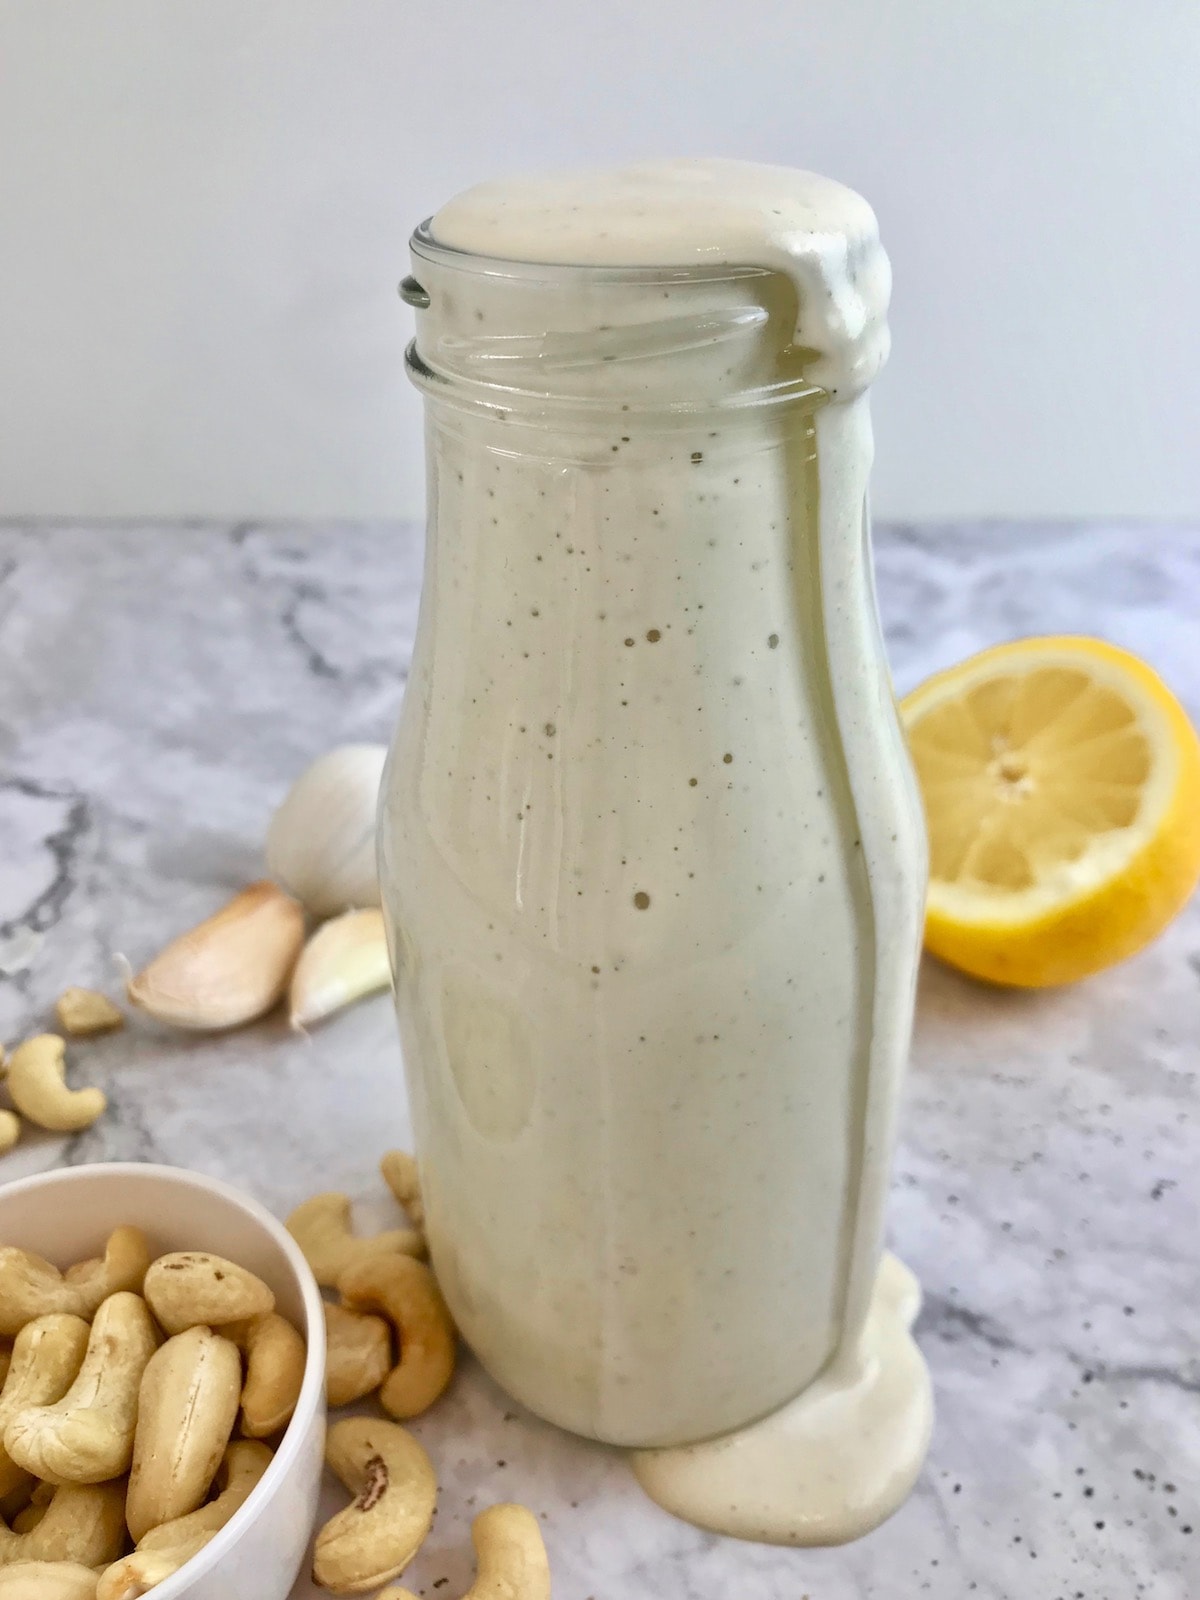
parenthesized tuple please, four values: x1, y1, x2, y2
(0, 1162, 326, 1600)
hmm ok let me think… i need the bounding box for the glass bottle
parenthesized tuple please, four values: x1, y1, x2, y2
(379, 203, 926, 1449)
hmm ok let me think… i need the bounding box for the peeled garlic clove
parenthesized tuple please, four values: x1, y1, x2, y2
(0, 1110, 20, 1154)
(289, 909, 392, 1029)
(54, 988, 124, 1037)
(127, 881, 306, 1030)
(266, 744, 387, 919)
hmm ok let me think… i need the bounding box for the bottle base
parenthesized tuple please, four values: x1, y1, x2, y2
(630, 1252, 933, 1546)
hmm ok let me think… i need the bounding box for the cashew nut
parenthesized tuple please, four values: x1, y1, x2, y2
(62, 1229, 151, 1309)
(98, 1441, 273, 1600)
(286, 1194, 424, 1290)
(0, 1483, 35, 1527)
(0, 1316, 91, 1498)
(54, 990, 124, 1039)
(4, 1037, 105, 1134)
(5, 1478, 51, 1536)
(0, 1480, 126, 1568)
(337, 1255, 455, 1418)
(378, 1503, 551, 1600)
(379, 1151, 426, 1229)
(0, 1228, 151, 1336)
(137, 1437, 271, 1549)
(142, 1252, 274, 1336)
(0, 1562, 100, 1600)
(4, 1478, 52, 1535)
(4, 1292, 159, 1484)
(0, 1348, 10, 1390)
(323, 1303, 391, 1408)
(125, 1326, 241, 1542)
(96, 1542, 198, 1600)
(0, 1115, 19, 1157)
(222, 1313, 306, 1439)
(312, 1416, 437, 1595)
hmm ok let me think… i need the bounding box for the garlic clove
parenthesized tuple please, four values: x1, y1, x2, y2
(265, 744, 387, 919)
(127, 881, 306, 1031)
(289, 908, 392, 1030)
(55, 987, 125, 1036)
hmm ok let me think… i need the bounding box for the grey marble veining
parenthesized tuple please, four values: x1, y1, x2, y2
(1, 519, 1198, 1600)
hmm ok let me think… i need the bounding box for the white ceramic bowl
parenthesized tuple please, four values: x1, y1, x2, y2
(0, 1162, 326, 1599)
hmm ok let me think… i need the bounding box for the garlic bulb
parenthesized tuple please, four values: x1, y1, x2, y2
(266, 745, 387, 918)
(289, 908, 392, 1029)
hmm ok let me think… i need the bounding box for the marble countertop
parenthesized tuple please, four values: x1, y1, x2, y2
(1, 519, 1197, 1600)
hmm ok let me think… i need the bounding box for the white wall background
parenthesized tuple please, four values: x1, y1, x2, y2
(0, 1, 1197, 522)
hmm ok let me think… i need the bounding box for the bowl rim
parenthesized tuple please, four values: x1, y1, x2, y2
(0, 1160, 326, 1596)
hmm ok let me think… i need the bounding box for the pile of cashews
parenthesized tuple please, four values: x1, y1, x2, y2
(285, 1152, 549, 1598)
(0, 1153, 551, 1599)
(0, 1228, 304, 1599)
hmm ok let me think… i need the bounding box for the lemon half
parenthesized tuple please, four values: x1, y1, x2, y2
(901, 636, 1200, 987)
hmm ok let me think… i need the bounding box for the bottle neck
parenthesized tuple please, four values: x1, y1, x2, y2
(404, 248, 826, 424)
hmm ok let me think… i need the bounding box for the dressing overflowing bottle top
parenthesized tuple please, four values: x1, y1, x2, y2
(412, 158, 891, 407)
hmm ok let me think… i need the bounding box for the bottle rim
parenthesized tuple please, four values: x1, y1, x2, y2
(405, 221, 827, 420)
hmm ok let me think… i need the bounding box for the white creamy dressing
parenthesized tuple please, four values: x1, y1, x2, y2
(382, 159, 930, 1544)
(632, 1252, 933, 1545)
(428, 160, 891, 403)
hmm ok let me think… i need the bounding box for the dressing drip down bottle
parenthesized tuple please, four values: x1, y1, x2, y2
(379, 159, 933, 1545)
